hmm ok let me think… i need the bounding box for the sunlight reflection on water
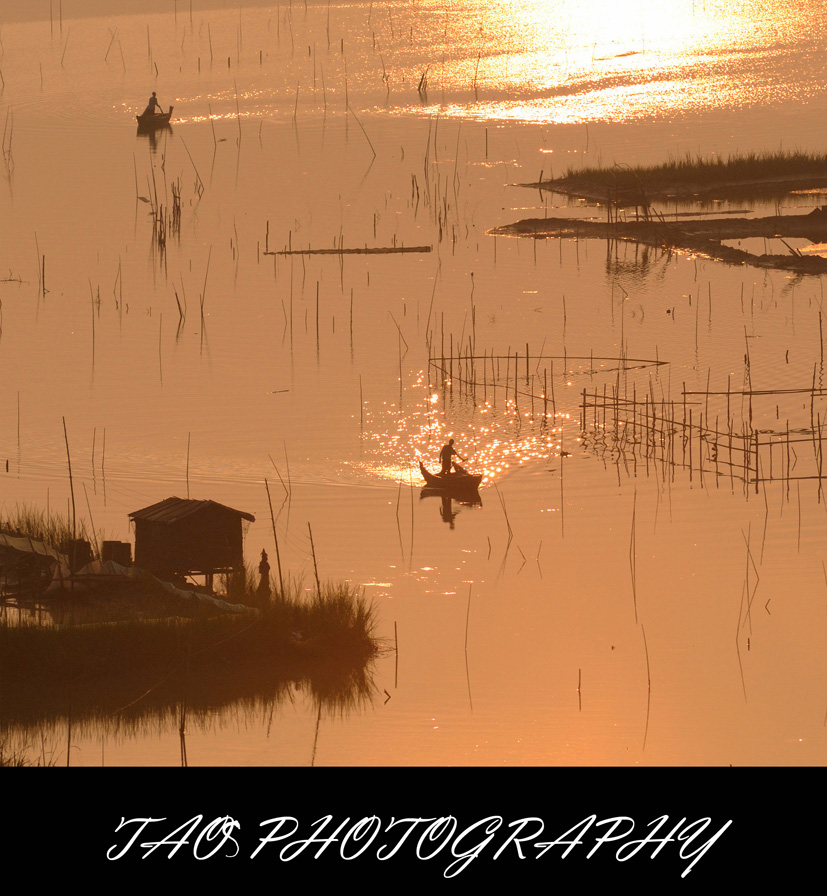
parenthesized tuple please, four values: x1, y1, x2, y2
(2, 0, 810, 126)
(2, 0, 827, 768)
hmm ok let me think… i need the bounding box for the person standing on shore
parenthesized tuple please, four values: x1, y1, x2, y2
(257, 549, 271, 600)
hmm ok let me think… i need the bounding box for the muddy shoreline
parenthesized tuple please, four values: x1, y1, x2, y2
(492, 207, 827, 274)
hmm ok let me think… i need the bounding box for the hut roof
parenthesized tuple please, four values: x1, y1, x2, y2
(128, 497, 255, 525)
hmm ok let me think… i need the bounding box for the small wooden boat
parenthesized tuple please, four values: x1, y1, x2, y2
(419, 461, 482, 490)
(136, 105, 174, 127)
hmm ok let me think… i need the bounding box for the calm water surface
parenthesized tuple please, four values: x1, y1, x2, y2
(1, 1, 826, 766)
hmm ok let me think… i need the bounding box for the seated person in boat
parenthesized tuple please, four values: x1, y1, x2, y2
(142, 92, 162, 115)
(440, 438, 466, 474)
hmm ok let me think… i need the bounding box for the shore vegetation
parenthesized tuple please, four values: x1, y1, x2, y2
(1, 506, 381, 728)
(542, 149, 827, 199)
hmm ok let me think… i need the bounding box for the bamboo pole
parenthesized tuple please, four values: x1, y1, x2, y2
(265, 479, 285, 599)
(308, 522, 321, 597)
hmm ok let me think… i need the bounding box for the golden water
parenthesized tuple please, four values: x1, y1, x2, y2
(1, 0, 825, 766)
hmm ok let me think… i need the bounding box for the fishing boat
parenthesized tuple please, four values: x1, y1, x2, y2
(418, 461, 482, 490)
(136, 105, 174, 127)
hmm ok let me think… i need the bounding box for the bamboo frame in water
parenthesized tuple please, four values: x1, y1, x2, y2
(580, 378, 827, 499)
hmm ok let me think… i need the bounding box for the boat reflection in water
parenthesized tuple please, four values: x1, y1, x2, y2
(136, 120, 173, 151)
(136, 107, 174, 153)
(417, 461, 483, 527)
(419, 487, 483, 529)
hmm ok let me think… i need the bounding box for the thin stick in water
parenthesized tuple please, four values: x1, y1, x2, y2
(464, 584, 472, 652)
(308, 522, 321, 597)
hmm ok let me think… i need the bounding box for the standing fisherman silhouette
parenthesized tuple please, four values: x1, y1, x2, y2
(142, 91, 161, 115)
(439, 438, 466, 474)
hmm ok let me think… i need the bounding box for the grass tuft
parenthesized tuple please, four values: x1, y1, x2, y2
(0, 503, 94, 552)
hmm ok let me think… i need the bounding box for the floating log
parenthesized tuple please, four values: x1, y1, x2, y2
(265, 245, 432, 256)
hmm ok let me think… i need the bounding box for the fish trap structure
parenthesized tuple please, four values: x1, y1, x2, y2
(427, 343, 666, 424)
(579, 377, 827, 499)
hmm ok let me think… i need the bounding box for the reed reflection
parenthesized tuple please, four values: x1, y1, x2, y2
(1, 606, 380, 746)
